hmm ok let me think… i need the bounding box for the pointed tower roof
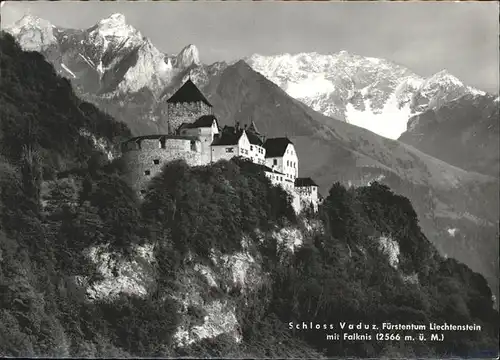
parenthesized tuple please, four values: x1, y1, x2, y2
(166, 79, 212, 107)
(248, 120, 261, 134)
(263, 137, 293, 158)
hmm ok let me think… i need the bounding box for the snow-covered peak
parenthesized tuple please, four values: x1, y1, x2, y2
(247, 51, 411, 88)
(424, 69, 464, 88)
(6, 14, 57, 51)
(176, 44, 201, 68)
(466, 86, 487, 97)
(8, 14, 54, 32)
(84, 12, 145, 76)
(246, 51, 492, 140)
(92, 13, 139, 40)
(412, 69, 472, 111)
(105, 13, 126, 24)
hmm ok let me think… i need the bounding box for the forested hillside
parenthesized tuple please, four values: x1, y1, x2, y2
(0, 32, 498, 358)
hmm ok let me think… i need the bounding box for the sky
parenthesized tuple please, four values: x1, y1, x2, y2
(1, 1, 499, 93)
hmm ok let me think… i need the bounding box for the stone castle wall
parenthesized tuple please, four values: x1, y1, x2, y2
(164, 102, 213, 134)
(122, 137, 203, 193)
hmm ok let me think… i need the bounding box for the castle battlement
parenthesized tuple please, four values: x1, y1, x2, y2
(121, 135, 204, 194)
(122, 134, 201, 152)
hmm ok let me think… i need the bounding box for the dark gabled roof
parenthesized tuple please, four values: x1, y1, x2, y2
(263, 137, 293, 158)
(166, 79, 212, 107)
(295, 177, 318, 187)
(211, 126, 242, 146)
(179, 115, 218, 130)
(246, 131, 264, 146)
(193, 115, 218, 128)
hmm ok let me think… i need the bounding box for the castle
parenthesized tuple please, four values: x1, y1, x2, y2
(121, 79, 320, 212)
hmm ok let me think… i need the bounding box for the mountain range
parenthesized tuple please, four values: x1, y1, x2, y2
(4, 13, 499, 301)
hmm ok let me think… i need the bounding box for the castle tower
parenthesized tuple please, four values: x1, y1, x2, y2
(165, 79, 213, 135)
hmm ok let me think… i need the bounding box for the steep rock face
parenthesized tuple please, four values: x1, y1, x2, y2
(7, 13, 175, 97)
(247, 52, 488, 139)
(409, 70, 480, 113)
(5, 14, 57, 51)
(173, 44, 201, 69)
(72, 233, 282, 349)
(399, 93, 500, 177)
(76, 243, 156, 300)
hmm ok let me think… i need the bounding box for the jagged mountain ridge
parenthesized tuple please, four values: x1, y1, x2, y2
(246, 52, 491, 140)
(7, 12, 491, 141)
(5, 13, 499, 300)
(5, 13, 213, 135)
(5, 13, 201, 98)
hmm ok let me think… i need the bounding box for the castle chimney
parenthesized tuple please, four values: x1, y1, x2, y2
(235, 122, 240, 132)
(244, 124, 248, 130)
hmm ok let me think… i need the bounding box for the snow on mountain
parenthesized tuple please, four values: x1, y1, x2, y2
(246, 51, 487, 139)
(91, 13, 136, 40)
(112, 38, 173, 96)
(81, 13, 174, 96)
(5, 14, 57, 51)
(345, 85, 420, 139)
(174, 44, 201, 69)
(61, 63, 76, 78)
(7, 14, 490, 140)
(410, 70, 472, 112)
(5, 13, 184, 97)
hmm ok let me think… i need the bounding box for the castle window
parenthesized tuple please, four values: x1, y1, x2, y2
(144, 170, 151, 175)
(160, 139, 166, 149)
(226, 147, 234, 153)
(190, 140, 197, 151)
(153, 159, 160, 165)
(273, 159, 277, 166)
(250, 145, 253, 151)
